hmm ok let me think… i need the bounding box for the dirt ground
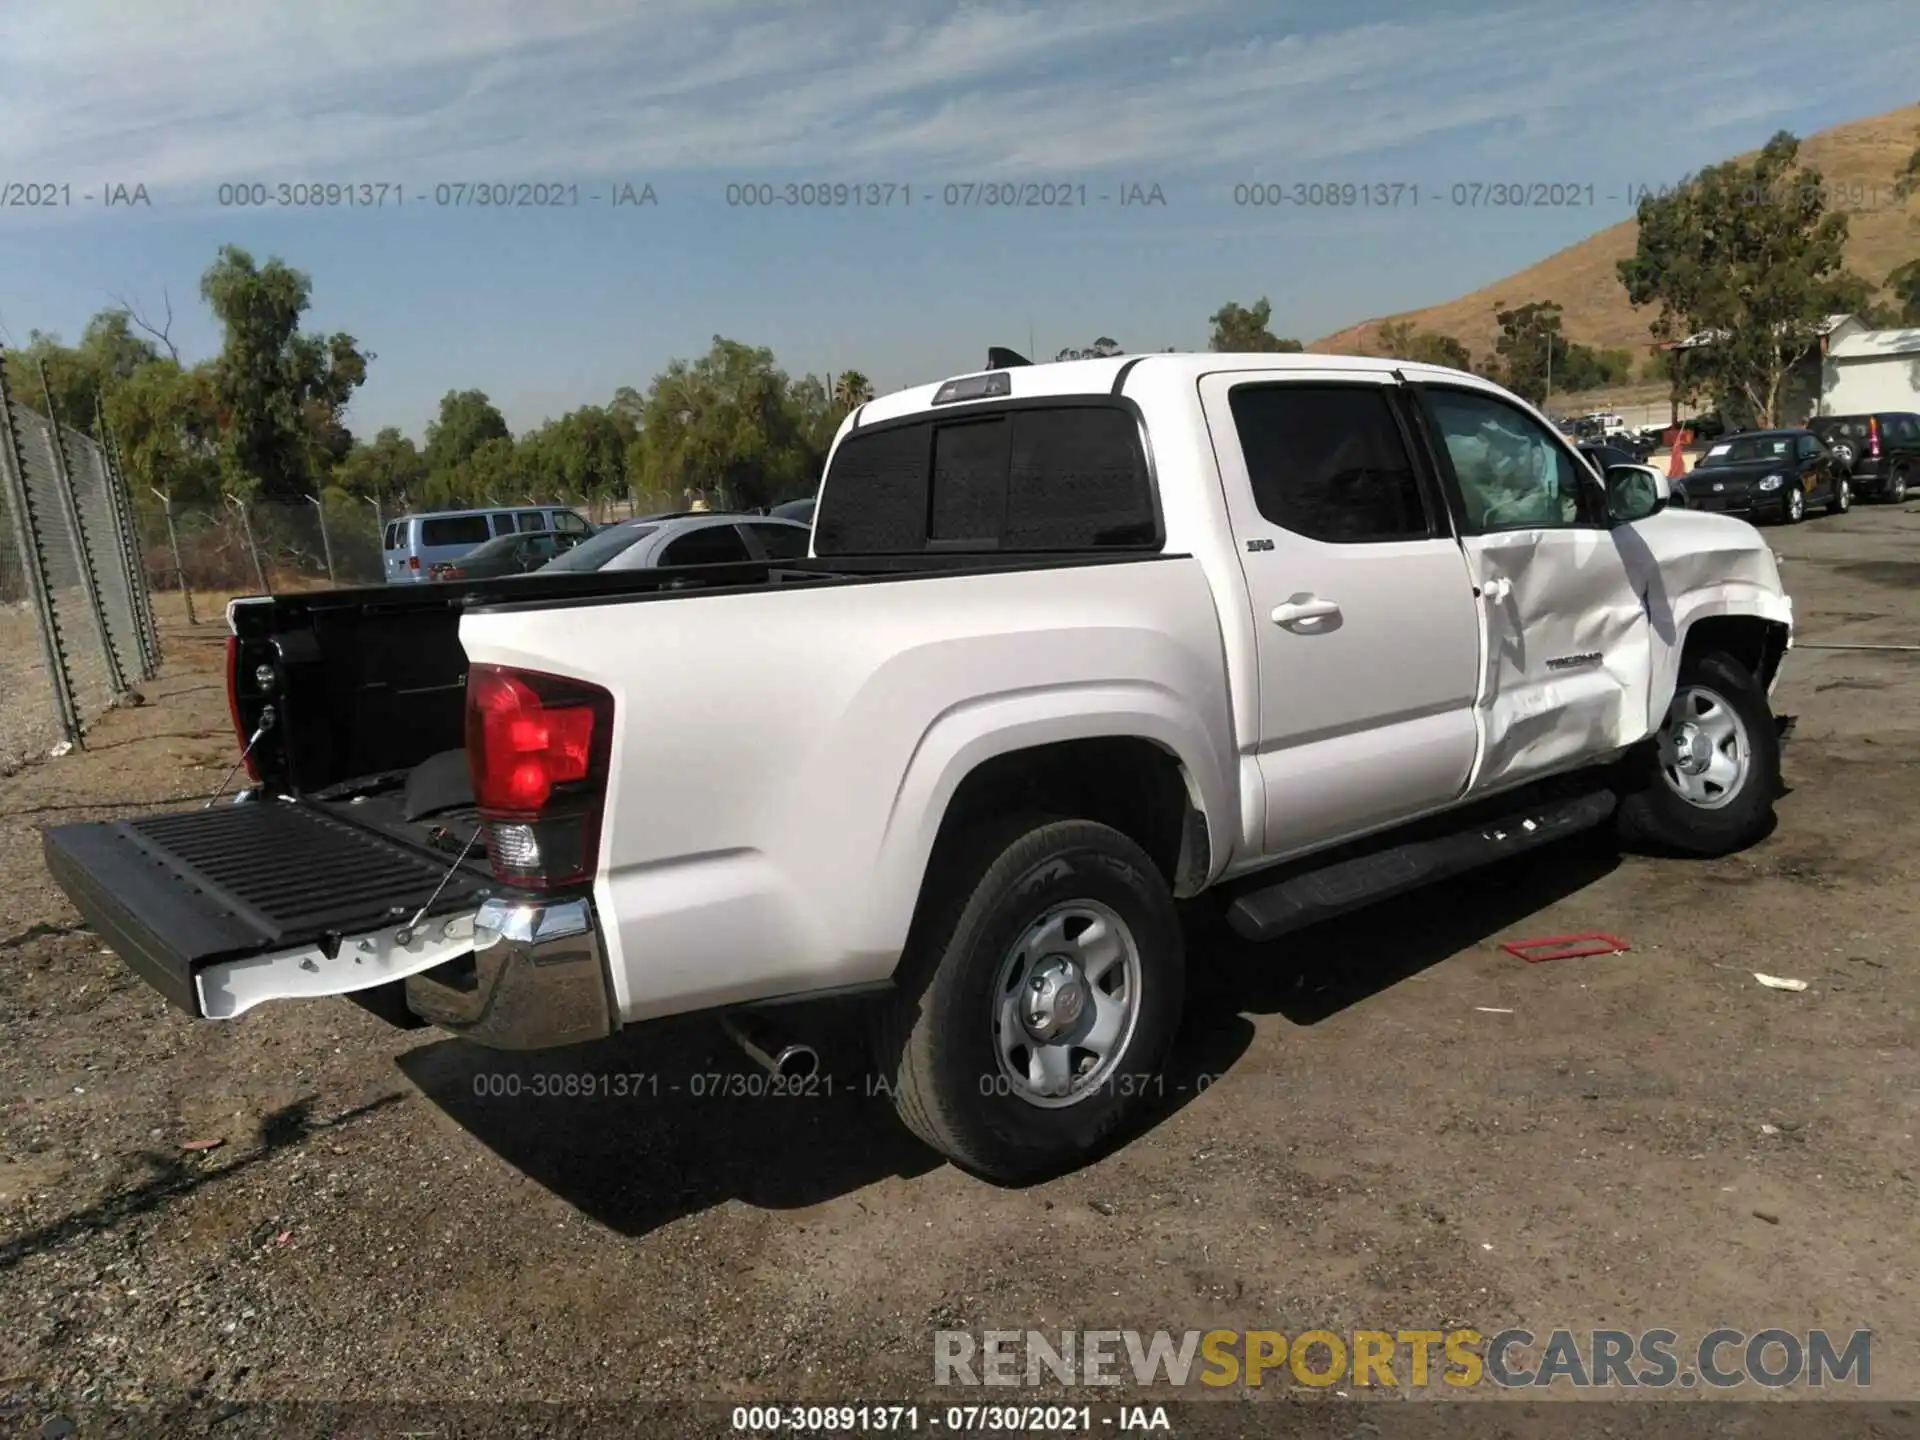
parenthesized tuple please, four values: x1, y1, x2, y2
(2, 513, 1918, 1433)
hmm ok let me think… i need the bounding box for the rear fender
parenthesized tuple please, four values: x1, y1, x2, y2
(865, 684, 1233, 958)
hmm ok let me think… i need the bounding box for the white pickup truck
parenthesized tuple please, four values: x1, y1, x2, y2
(44, 352, 1794, 1181)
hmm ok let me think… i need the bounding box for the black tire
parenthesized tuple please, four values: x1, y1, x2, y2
(1617, 651, 1779, 858)
(1887, 465, 1910, 504)
(872, 816, 1185, 1183)
(1827, 473, 1850, 516)
(1782, 484, 1805, 524)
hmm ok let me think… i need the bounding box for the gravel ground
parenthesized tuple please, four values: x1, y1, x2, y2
(2, 516, 1919, 1435)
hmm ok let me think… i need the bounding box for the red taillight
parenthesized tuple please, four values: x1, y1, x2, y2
(465, 664, 612, 888)
(224, 634, 261, 783)
(1869, 417, 1882, 458)
(409, 555, 420, 570)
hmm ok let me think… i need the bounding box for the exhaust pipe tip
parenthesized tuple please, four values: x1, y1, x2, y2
(722, 1012, 820, 1082)
(774, 1044, 819, 1081)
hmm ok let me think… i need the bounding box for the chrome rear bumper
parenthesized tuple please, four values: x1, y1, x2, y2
(404, 895, 616, 1051)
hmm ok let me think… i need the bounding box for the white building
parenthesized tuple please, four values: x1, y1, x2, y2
(1819, 325, 1920, 415)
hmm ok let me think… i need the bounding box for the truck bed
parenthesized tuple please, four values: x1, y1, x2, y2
(43, 799, 494, 1015)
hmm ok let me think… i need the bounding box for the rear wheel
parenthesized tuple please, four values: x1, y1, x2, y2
(1888, 465, 1910, 504)
(1617, 651, 1778, 858)
(1828, 474, 1851, 515)
(873, 816, 1185, 1183)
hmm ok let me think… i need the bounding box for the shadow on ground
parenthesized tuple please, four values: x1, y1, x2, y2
(401, 835, 1623, 1227)
(0, 1095, 402, 1274)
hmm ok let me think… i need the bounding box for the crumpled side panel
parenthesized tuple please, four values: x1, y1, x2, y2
(1468, 528, 1653, 792)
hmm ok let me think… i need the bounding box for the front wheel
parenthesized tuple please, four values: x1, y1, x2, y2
(1828, 474, 1851, 515)
(1617, 651, 1779, 858)
(873, 817, 1185, 1183)
(1782, 484, 1806, 524)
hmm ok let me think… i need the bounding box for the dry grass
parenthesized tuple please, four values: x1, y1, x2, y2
(1312, 101, 1920, 361)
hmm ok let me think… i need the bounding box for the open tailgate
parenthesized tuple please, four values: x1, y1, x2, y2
(43, 799, 495, 1018)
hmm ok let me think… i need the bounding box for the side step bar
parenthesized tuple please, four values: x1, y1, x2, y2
(1226, 790, 1616, 942)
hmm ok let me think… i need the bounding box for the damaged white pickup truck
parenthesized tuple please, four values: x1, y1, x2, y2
(44, 353, 1794, 1181)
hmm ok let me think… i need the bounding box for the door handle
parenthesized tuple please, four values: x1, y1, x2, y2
(1480, 577, 1513, 602)
(1270, 598, 1341, 629)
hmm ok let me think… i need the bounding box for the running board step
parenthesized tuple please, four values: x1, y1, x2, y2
(1226, 790, 1617, 942)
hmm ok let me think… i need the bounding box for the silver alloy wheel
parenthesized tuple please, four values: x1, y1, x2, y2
(1893, 468, 1910, 503)
(1786, 485, 1804, 522)
(991, 900, 1142, 1109)
(1835, 476, 1851, 512)
(1658, 684, 1752, 810)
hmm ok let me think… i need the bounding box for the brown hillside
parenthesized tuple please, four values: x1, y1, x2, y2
(1310, 102, 1920, 362)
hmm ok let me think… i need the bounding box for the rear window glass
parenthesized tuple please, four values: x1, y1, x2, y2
(421, 516, 492, 546)
(540, 523, 658, 571)
(814, 405, 1155, 555)
(931, 419, 1010, 542)
(1006, 408, 1156, 548)
(1811, 418, 1867, 440)
(382, 522, 400, 549)
(1698, 436, 1791, 465)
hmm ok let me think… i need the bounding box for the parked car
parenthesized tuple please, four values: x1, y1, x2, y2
(1806, 412, 1920, 503)
(537, 513, 810, 574)
(1680, 428, 1848, 523)
(770, 496, 817, 525)
(44, 352, 1795, 1183)
(427, 529, 585, 581)
(381, 505, 592, 583)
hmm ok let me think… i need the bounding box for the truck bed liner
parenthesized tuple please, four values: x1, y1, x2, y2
(42, 800, 494, 1015)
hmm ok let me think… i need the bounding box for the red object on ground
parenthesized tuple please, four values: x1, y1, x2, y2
(1501, 932, 1631, 963)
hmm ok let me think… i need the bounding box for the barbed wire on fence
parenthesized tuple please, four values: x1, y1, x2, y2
(0, 346, 161, 773)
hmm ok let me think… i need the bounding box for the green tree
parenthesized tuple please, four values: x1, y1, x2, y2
(1883, 260, 1920, 325)
(832, 370, 875, 410)
(422, 389, 511, 480)
(1372, 319, 1472, 370)
(521, 405, 634, 509)
(105, 358, 223, 504)
(1490, 300, 1566, 403)
(199, 245, 369, 500)
(1054, 337, 1124, 361)
(13, 311, 163, 429)
(429, 434, 521, 509)
(333, 426, 428, 508)
(628, 337, 817, 510)
(1617, 131, 1862, 428)
(1207, 299, 1302, 352)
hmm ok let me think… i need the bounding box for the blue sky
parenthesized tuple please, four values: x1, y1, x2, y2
(2, 0, 1917, 439)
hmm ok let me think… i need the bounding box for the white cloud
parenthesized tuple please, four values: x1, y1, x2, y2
(0, 0, 1914, 199)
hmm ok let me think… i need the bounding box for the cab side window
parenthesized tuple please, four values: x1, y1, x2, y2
(1422, 388, 1600, 532)
(1226, 383, 1433, 543)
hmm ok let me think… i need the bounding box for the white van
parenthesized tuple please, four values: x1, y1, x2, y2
(381, 505, 592, 584)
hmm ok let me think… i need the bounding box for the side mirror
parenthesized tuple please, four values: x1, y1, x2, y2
(1605, 464, 1670, 522)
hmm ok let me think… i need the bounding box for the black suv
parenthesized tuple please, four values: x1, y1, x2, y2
(1682, 428, 1849, 524)
(1807, 412, 1920, 503)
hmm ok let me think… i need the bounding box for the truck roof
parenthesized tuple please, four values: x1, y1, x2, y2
(851, 351, 1483, 432)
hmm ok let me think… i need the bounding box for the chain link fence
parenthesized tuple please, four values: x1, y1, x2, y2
(139, 494, 389, 597)
(0, 347, 162, 773)
(1, 343, 696, 775)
